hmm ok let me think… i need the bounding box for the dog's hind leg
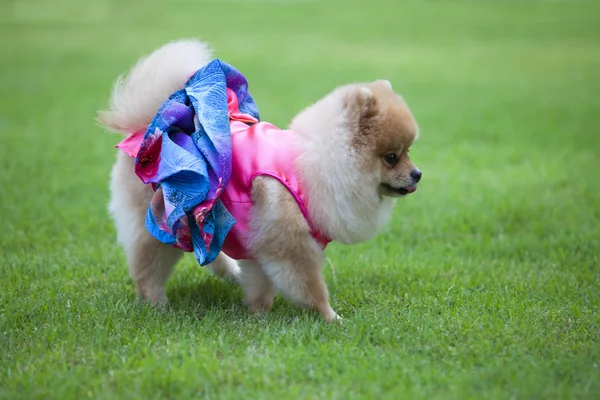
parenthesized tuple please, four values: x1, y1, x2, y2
(109, 152, 182, 307)
(126, 235, 182, 307)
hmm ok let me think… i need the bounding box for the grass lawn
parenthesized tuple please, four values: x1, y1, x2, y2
(1, 0, 599, 398)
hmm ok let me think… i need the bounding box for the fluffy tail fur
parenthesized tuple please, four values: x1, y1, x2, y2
(97, 39, 213, 134)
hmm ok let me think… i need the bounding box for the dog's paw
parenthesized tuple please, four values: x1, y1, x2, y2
(138, 286, 168, 309)
(331, 313, 343, 324)
(318, 305, 342, 323)
(324, 312, 343, 324)
(249, 292, 274, 314)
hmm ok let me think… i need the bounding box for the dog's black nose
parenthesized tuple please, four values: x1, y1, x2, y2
(411, 169, 422, 183)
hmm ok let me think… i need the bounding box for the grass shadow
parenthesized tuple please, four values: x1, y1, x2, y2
(166, 275, 244, 314)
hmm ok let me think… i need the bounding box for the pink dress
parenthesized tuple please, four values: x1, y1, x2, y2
(117, 89, 330, 260)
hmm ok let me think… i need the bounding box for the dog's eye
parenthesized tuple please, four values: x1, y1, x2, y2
(383, 153, 397, 166)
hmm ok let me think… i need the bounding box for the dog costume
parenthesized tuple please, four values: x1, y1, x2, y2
(116, 60, 329, 265)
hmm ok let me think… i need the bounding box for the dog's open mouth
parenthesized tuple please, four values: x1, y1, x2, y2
(381, 183, 417, 196)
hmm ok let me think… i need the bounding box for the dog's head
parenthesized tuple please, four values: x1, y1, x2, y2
(290, 80, 421, 243)
(344, 80, 421, 198)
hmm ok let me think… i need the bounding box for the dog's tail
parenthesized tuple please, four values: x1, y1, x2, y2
(97, 39, 213, 134)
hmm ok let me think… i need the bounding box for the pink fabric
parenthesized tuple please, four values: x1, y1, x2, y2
(220, 119, 330, 259)
(115, 129, 145, 157)
(116, 88, 330, 260)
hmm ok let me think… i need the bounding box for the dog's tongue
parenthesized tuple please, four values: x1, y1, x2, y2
(406, 185, 417, 194)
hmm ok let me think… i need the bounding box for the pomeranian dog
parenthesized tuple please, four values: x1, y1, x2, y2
(98, 39, 421, 322)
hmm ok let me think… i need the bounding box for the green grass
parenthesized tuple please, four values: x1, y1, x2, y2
(1, 0, 599, 398)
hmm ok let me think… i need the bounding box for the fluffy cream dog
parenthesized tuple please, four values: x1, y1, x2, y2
(99, 39, 421, 322)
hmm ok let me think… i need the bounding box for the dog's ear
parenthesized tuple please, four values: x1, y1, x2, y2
(374, 79, 392, 90)
(344, 86, 378, 119)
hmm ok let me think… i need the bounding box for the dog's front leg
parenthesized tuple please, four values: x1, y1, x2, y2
(258, 251, 339, 322)
(238, 259, 275, 313)
(247, 177, 340, 322)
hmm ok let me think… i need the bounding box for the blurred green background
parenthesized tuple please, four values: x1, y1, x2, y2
(1, 1, 599, 399)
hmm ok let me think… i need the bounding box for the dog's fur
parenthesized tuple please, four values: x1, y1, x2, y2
(99, 39, 421, 321)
